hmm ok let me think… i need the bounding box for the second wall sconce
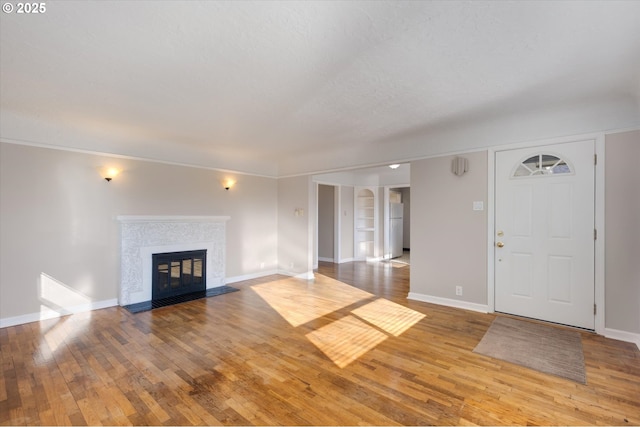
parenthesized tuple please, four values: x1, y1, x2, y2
(102, 167, 121, 182)
(451, 157, 468, 176)
(222, 178, 236, 190)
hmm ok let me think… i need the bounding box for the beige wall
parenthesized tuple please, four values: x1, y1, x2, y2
(0, 143, 278, 320)
(277, 175, 314, 276)
(605, 130, 640, 333)
(410, 151, 488, 305)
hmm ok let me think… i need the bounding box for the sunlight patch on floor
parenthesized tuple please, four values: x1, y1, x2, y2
(352, 298, 425, 337)
(251, 274, 425, 368)
(305, 315, 388, 368)
(251, 275, 373, 327)
(388, 261, 409, 268)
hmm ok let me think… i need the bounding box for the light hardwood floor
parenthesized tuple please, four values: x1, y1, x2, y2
(1, 261, 639, 425)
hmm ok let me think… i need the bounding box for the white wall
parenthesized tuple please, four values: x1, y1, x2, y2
(0, 142, 278, 322)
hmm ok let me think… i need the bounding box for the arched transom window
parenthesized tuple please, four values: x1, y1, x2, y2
(512, 154, 572, 178)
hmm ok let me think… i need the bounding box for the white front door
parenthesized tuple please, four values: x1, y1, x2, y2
(495, 140, 595, 329)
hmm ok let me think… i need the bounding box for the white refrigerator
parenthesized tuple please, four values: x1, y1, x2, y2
(390, 202, 404, 258)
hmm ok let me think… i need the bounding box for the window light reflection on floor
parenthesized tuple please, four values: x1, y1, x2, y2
(251, 275, 374, 327)
(251, 274, 426, 368)
(352, 298, 425, 337)
(306, 315, 388, 368)
(38, 272, 93, 356)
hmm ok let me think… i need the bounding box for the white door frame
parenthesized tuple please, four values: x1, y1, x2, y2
(314, 182, 342, 268)
(487, 133, 605, 334)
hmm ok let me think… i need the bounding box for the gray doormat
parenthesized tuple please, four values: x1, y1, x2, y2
(473, 316, 586, 384)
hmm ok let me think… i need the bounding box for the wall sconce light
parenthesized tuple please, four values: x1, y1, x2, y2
(103, 167, 120, 182)
(451, 157, 469, 176)
(222, 178, 236, 190)
(389, 164, 400, 169)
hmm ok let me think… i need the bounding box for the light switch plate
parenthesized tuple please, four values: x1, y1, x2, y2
(473, 201, 484, 211)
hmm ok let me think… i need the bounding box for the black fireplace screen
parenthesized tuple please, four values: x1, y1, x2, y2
(152, 250, 206, 300)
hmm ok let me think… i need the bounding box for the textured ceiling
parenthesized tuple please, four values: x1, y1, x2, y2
(1, 1, 639, 177)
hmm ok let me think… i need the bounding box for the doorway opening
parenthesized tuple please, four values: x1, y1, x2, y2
(385, 186, 410, 265)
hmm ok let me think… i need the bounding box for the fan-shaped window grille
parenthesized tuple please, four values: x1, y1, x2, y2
(513, 154, 572, 177)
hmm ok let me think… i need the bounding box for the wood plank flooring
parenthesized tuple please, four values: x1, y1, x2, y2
(1, 261, 639, 425)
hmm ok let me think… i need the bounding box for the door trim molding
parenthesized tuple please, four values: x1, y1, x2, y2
(487, 135, 605, 334)
(594, 134, 605, 334)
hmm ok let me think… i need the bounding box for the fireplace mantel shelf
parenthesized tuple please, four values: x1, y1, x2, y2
(116, 215, 230, 223)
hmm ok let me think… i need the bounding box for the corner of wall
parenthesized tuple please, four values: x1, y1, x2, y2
(603, 328, 640, 351)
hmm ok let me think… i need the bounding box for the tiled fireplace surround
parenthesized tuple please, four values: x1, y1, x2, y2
(117, 216, 229, 306)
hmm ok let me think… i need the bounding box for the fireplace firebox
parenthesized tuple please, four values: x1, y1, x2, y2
(152, 249, 207, 300)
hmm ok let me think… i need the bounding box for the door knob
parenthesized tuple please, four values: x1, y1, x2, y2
(496, 241, 504, 248)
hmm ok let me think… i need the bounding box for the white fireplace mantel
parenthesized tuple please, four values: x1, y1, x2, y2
(117, 215, 230, 305)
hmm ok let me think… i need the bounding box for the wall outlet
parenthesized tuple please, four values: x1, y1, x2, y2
(455, 286, 463, 296)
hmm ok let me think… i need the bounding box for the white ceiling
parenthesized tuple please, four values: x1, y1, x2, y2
(1, 1, 639, 177)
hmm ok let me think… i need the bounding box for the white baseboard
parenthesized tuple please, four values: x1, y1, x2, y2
(317, 257, 354, 264)
(232, 268, 314, 281)
(277, 269, 315, 280)
(0, 298, 118, 329)
(226, 269, 279, 284)
(604, 327, 640, 350)
(313, 258, 364, 269)
(407, 292, 489, 314)
(228, 269, 321, 284)
(228, 269, 319, 284)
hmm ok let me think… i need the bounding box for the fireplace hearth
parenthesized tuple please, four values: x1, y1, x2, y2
(123, 285, 239, 313)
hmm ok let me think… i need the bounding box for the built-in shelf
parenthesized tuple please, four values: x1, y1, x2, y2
(354, 187, 377, 260)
